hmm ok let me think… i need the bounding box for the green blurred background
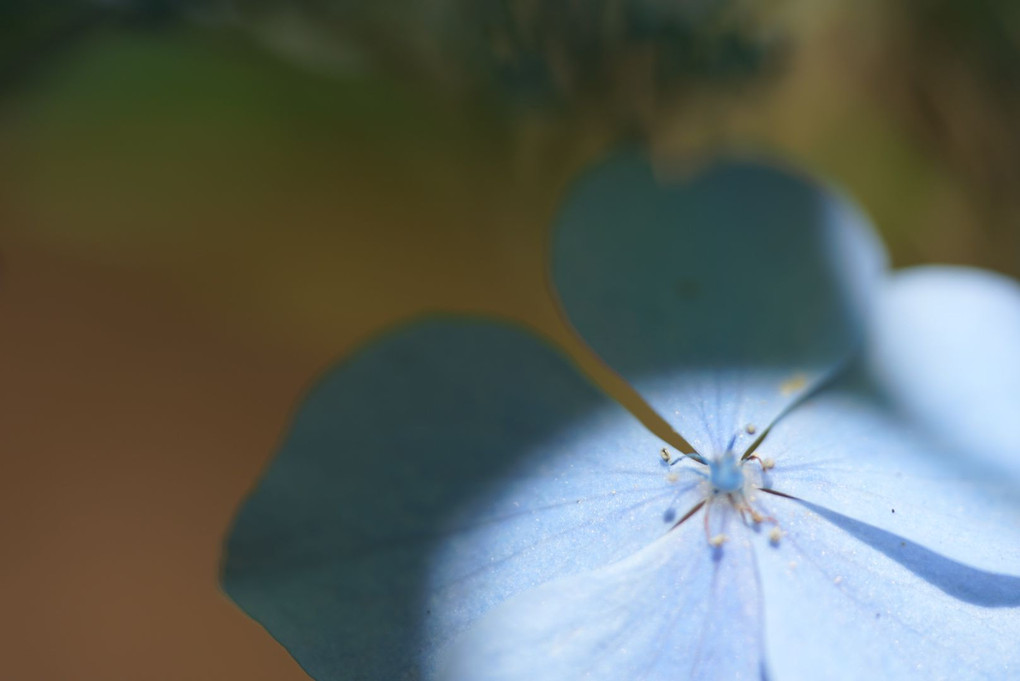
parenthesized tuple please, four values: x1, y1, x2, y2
(1, 2, 1018, 679)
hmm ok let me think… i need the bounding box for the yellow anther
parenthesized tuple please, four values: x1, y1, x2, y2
(780, 373, 808, 396)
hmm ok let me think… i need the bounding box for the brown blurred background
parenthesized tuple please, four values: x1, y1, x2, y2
(1, 2, 1018, 679)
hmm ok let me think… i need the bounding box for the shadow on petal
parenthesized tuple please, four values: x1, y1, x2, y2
(222, 318, 679, 680)
(802, 501, 1020, 607)
(552, 151, 887, 455)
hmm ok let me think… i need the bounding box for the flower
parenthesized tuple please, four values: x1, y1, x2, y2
(222, 151, 1020, 681)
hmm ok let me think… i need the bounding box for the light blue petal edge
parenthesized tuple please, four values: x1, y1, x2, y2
(868, 265, 1020, 481)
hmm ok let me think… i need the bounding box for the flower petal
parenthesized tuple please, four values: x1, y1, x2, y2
(754, 493, 1020, 681)
(552, 151, 886, 456)
(753, 373, 1020, 576)
(223, 319, 686, 681)
(869, 266, 1020, 480)
(440, 515, 763, 681)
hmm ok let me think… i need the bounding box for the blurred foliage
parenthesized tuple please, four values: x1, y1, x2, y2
(467, 0, 782, 100)
(860, 0, 1020, 273)
(0, 0, 209, 91)
(3, 0, 789, 131)
(225, 0, 787, 125)
(1, 0, 1019, 355)
(1, 0, 99, 89)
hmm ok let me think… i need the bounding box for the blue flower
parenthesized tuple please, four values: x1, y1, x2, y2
(222, 152, 1020, 681)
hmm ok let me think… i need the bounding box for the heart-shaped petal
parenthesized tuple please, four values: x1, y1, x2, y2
(552, 151, 886, 458)
(869, 266, 1020, 481)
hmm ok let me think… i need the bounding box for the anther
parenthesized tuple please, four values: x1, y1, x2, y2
(747, 454, 775, 471)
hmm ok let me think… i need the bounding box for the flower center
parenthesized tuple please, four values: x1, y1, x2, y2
(708, 452, 744, 493)
(660, 443, 780, 547)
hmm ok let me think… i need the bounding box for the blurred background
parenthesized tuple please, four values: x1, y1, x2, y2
(1, 1, 1018, 679)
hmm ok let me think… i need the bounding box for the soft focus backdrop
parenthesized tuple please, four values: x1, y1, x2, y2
(1, 2, 1018, 679)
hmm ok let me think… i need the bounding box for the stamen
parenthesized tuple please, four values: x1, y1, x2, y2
(669, 499, 706, 532)
(733, 496, 749, 524)
(659, 447, 707, 466)
(732, 495, 775, 526)
(746, 454, 775, 471)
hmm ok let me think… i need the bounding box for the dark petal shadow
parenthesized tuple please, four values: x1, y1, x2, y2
(222, 318, 635, 681)
(552, 151, 885, 452)
(802, 500, 1020, 607)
